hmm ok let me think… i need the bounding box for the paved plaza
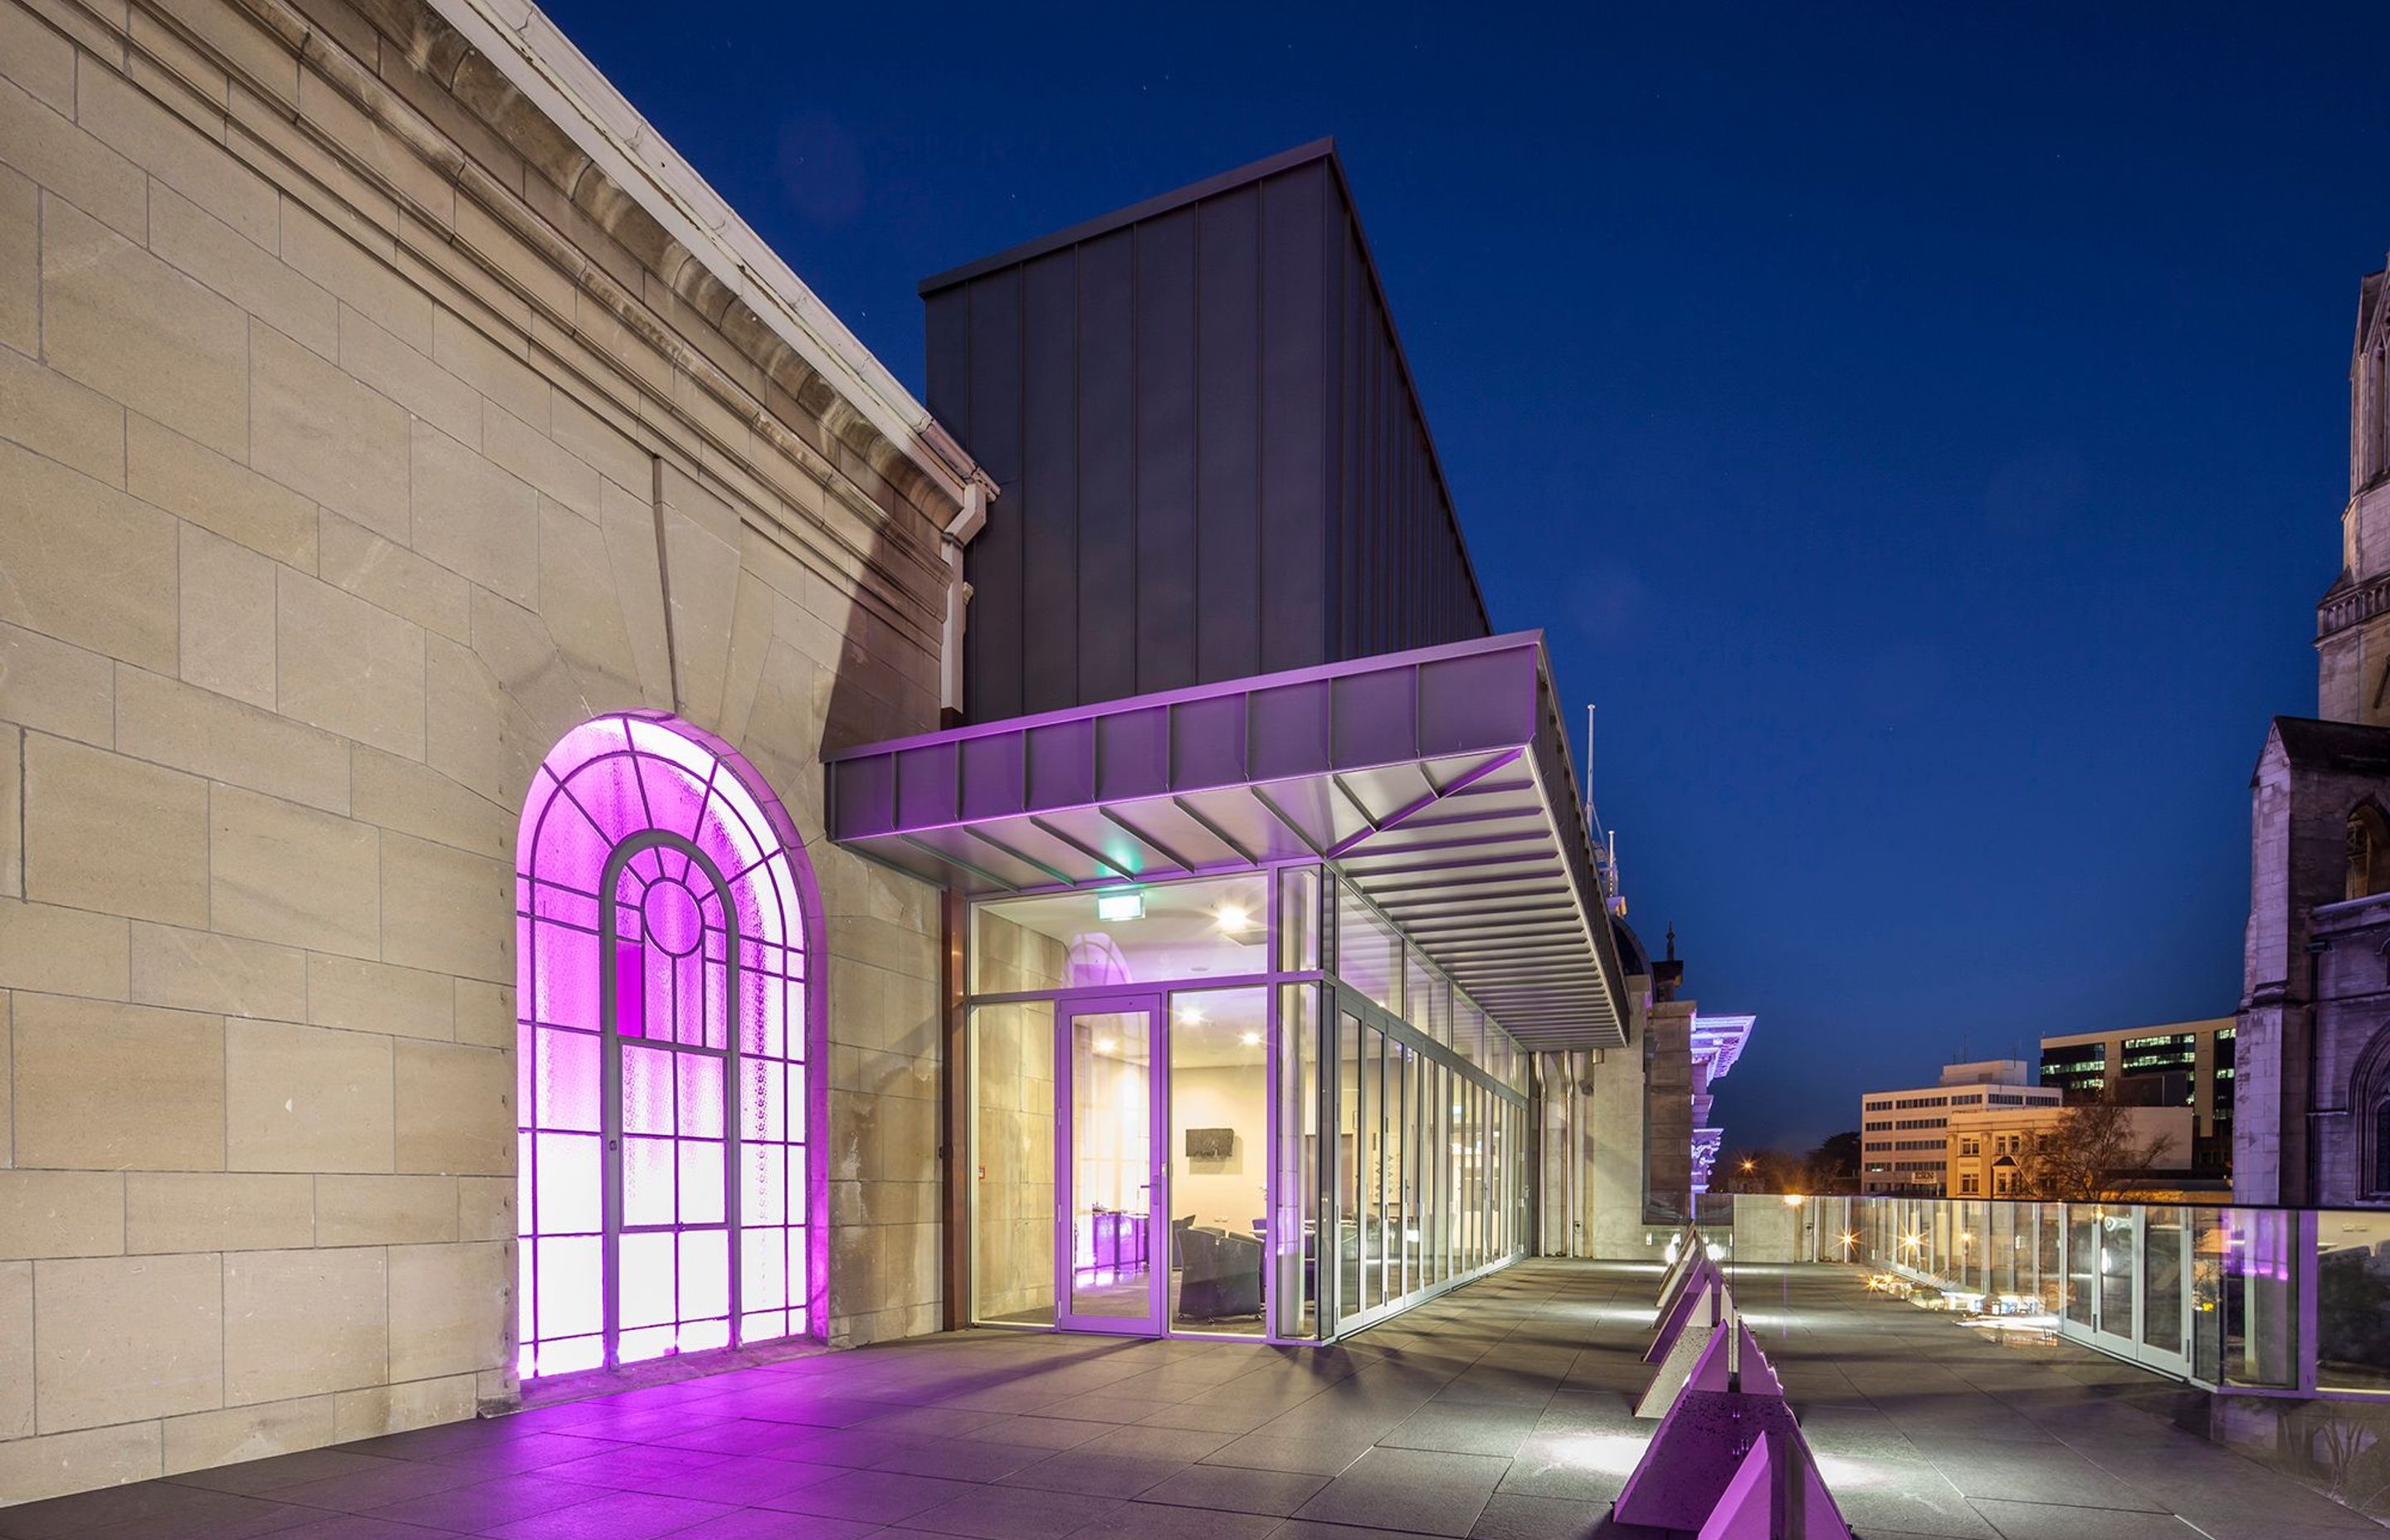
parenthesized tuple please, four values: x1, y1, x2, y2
(1, 1260, 2375, 1539)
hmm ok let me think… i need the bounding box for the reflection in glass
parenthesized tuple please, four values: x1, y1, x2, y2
(2066, 1210, 2095, 1326)
(1337, 1008, 1363, 1321)
(2316, 1209, 2390, 1390)
(2143, 1207, 2184, 1355)
(972, 1001, 1056, 1327)
(1277, 866, 1321, 972)
(1275, 984, 1320, 1338)
(2100, 1210, 2138, 1338)
(975, 875, 1269, 992)
(1168, 988, 1268, 1336)
(1335, 881, 1402, 1013)
(1070, 1009, 1154, 1322)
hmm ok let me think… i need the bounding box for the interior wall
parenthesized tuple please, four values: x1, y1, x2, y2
(1168, 1065, 1267, 1232)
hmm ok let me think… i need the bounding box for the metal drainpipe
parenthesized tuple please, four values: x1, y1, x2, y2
(1568, 1050, 1587, 1256)
(939, 482, 991, 722)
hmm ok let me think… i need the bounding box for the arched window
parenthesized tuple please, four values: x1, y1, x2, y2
(2376, 1103, 2390, 1197)
(516, 712, 819, 1379)
(2351, 803, 2390, 902)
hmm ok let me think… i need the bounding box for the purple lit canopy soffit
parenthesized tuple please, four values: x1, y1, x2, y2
(826, 633, 1627, 1050)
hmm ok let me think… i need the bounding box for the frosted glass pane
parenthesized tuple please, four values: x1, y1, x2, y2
(680, 1318, 729, 1353)
(788, 1228, 807, 1305)
(677, 1055, 723, 1138)
(537, 1235, 601, 1338)
(742, 1222, 786, 1308)
(633, 747, 705, 836)
(740, 1309, 786, 1343)
(740, 1058, 780, 1142)
(680, 1230, 729, 1320)
(622, 1047, 673, 1136)
(700, 954, 725, 1049)
(535, 1029, 601, 1132)
(535, 1132, 602, 1235)
(741, 1143, 784, 1226)
(538, 1334, 602, 1377)
(677, 1139, 724, 1226)
(787, 1148, 807, 1226)
(620, 1231, 675, 1328)
(570, 752, 648, 846)
(739, 967, 773, 1058)
(517, 1242, 535, 1351)
(616, 940, 646, 1040)
(787, 1064, 807, 1143)
(645, 946, 675, 1043)
(622, 1136, 675, 1226)
(530, 928, 598, 1033)
(618, 1323, 674, 1364)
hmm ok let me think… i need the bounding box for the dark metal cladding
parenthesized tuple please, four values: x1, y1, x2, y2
(922, 139, 1492, 721)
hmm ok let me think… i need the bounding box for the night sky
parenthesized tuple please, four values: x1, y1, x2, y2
(548, 2, 2390, 1149)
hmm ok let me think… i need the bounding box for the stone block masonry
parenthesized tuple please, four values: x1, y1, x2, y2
(0, 0, 973, 1503)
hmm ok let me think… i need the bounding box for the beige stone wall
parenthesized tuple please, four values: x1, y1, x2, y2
(0, 0, 958, 1502)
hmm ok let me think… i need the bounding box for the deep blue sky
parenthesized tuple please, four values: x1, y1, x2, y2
(551, 2, 2390, 1148)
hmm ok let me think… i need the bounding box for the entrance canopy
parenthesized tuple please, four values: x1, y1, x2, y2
(827, 634, 1627, 1050)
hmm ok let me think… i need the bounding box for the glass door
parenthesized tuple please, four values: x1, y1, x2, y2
(2138, 1206, 2191, 1376)
(1056, 997, 1163, 1333)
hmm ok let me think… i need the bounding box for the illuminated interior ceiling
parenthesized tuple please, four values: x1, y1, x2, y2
(827, 633, 1627, 1050)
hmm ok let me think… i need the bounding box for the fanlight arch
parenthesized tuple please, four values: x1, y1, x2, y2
(515, 711, 822, 1378)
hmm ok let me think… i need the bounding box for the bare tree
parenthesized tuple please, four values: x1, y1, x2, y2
(2015, 1096, 2178, 1201)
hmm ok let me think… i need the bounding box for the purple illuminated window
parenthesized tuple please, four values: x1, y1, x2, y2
(515, 713, 819, 1378)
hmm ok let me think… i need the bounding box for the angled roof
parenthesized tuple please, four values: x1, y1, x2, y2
(826, 631, 1628, 1049)
(2268, 715, 2390, 775)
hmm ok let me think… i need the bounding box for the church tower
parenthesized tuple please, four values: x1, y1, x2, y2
(2235, 258, 2390, 1209)
(2316, 261, 2390, 721)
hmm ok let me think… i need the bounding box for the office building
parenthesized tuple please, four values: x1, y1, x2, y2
(1860, 1061, 2062, 1196)
(2038, 1018, 2235, 1175)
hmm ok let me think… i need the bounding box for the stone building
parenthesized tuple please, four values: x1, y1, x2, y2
(0, 0, 983, 1500)
(0, 0, 1660, 1507)
(2236, 256, 2390, 1207)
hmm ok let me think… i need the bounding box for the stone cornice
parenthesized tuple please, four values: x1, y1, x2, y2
(121, 0, 965, 649)
(2318, 568, 2390, 641)
(417, 0, 984, 511)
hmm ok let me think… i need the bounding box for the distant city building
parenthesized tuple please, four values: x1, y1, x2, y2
(1689, 1013, 1755, 1194)
(1944, 1103, 2197, 1199)
(2236, 254, 2390, 1206)
(1859, 1061, 2062, 1196)
(2037, 1017, 2235, 1176)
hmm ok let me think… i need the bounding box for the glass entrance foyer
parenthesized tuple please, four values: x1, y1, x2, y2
(826, 634, 1632, 1344)
(968, 869, 1531, 1342)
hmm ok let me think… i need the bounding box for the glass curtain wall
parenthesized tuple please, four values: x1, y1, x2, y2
(963, 864, 1533, 1343)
